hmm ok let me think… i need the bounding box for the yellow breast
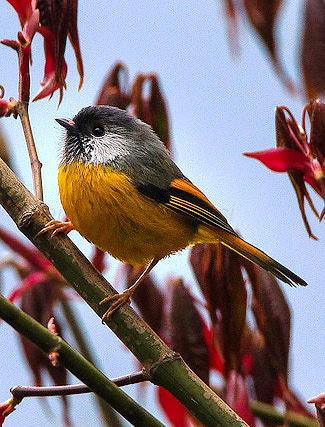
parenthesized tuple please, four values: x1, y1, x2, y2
(58, 162, 197, 264)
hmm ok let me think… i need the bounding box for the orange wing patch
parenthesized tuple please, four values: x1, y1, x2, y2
(170, 178, 216, 209)
(167, 178, 236, 234)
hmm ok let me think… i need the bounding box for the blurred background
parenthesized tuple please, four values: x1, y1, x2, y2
(0, 0, 324, 425)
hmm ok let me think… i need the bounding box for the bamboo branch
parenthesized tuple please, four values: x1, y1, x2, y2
(250, 400, 318, 427)
(0, 156, 248, 426)
(0, 294, 163, 426)
(60, 298, 123, 426)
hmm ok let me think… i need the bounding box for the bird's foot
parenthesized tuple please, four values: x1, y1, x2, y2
(36, 219, 74, 238)
(99, 289, 133, 322)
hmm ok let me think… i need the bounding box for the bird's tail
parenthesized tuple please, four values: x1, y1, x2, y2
(197, 226, 307, 287)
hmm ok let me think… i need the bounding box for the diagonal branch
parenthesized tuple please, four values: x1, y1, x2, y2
(0, 293, 162, 426)
(0, 156, 248, 427)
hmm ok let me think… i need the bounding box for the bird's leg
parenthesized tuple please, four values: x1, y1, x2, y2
(35, 219, 74, 238)
(100, 257, 160, 322)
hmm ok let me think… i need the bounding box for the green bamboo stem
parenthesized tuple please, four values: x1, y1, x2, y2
(0, 293, 163, 426)
(60, 298, 123, 426)
(0, 156, 247, 426)
(250, 400, 318, 427)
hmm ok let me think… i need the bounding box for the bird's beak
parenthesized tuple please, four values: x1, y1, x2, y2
(55, 118, 76, 132)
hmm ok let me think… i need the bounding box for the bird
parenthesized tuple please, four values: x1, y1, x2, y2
(39, 105, 307, 321)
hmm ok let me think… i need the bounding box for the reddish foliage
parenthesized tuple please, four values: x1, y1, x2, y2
(95, 63, 171, 149)
(3, 0, 83, 103)
(157, 387, 189, 427)
(166, 278, 210, 385)
(225, 370, 256, 426)
(245, 101, 325, 239)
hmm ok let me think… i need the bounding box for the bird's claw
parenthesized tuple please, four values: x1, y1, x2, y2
(36, 219, 74, 238)
(100, 291, 132, 323)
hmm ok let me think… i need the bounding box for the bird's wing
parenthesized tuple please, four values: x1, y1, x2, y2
(135, 177, 237, 235)
(135, 178, 308, 288)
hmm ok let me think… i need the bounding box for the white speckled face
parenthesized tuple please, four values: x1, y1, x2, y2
(58, 105, 184, 187)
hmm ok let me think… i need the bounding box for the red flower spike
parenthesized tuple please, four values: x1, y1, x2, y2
(157, 387, 190, 427)
(225, 370, 256, 427)
(166, 278, 210, 385)
(244, 102, 325, 238)
(95, 62, 131, 108)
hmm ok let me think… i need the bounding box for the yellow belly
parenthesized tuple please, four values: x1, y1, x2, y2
(58, 162, 197, 264)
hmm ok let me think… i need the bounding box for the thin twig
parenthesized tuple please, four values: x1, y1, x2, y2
(10, 371, 146, 400)
(15, 102, 43, 200)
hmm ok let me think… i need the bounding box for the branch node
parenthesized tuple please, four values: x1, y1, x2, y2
(148, 350, 182, 378)
(16, 202, 50, 231)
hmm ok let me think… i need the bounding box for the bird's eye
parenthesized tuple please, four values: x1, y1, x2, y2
(91, 125, 105, 137)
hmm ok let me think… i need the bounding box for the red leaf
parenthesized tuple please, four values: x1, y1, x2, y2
(301, 0, 325, 98)
(157, 387, 189, 427)
(243, 0, 294, 92)
(166, 278, 210, 385)
(33, 26, 68, 102)
(201, 320, 224, 374)
(247, 266, 291, 380)
(95, 62, 130, 108)
(225, 370, 256, 426)
(8, 271, 48, 302)
(221, 0, 239, 55)
(244, 147, 310, 173)
(123, 264, 164, 334)
(0, 226, 51, 271)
